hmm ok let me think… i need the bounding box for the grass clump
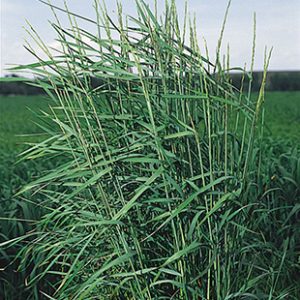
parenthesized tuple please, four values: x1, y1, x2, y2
(1, 0, 299, 299)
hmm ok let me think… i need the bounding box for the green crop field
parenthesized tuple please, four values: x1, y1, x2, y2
(263, 91, 300, 141)
(1, 91, 299, 152)
(0, 95, 50, 151)
(1, 92, 299, 298)
(0, 92, 300, 294)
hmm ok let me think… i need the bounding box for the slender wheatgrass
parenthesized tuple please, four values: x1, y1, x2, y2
(2, 1, 289, 299)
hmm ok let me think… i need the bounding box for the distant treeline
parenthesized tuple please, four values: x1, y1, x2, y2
(230, 71, 300, 92)
(1, 71, 300, 95)
(0, 75, 104, 96)
(0, 75, 44, 95)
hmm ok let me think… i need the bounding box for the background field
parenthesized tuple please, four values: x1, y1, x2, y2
(0, 90, 299, 298)
(0, 95, 50, 152)
(262, 91, 300, 141)
(1, 91, 299, 152)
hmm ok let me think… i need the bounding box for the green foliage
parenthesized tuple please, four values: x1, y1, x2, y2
(0, 152, 57, 299)
(263, 91, 300, 141)
(0, 95, 50, 151)
(0, 1, 299, 299)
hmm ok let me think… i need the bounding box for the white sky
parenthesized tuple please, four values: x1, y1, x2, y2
(1, 0, 300, 76)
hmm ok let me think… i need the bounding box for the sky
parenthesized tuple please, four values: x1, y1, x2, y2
(1, 0, 300, 76)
